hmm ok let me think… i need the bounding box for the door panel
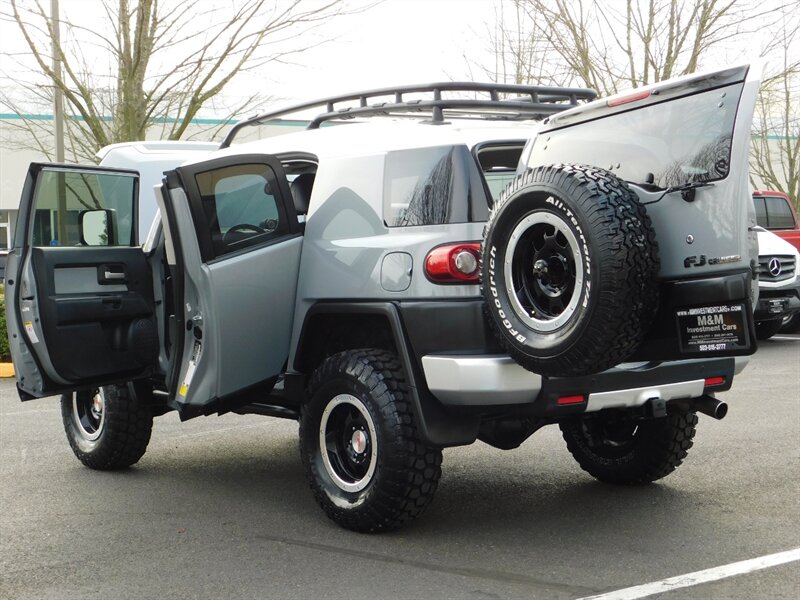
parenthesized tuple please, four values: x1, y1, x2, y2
(160, 154, 303, 413)
(208, 236, 302, 396)
(7, 164, 155, 399)
(29, 247, 156, 381)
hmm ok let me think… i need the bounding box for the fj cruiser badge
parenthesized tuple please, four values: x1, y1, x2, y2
(684, 254, 741, 268)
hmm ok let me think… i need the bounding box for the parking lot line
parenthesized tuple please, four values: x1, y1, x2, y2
(575, 547, 800, 600)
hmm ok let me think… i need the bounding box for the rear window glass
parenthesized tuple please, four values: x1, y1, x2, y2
(383, 145, 490, 227)
(765, 197, 796, 229)
(529, 82, 743, 189)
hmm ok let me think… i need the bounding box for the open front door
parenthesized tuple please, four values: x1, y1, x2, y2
(157, 154, 303, 417)
(7, 164, 157, 400)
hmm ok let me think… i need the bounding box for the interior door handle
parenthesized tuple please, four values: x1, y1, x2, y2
(99, 265, 127, 283)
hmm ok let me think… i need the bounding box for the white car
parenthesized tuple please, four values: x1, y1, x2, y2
(754, 227, 800, 339)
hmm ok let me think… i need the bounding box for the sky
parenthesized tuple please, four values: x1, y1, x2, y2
(0, 0, 791, 120)
(0, 0, 497, 117)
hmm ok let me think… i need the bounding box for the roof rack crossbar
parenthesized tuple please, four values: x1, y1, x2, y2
(220, 82, 597, 148)
(305, 99, 590, 129)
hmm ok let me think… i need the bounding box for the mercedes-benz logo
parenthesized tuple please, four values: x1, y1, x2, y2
(768, 257, 782, 277)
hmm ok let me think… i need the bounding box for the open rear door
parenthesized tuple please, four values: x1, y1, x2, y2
(155, 155, 303, 418)
(6, 164, 157, 400)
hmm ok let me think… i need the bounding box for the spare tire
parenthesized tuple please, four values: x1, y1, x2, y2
(481, 164, 659, 377)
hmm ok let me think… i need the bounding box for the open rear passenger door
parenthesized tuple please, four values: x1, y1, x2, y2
(7, 164, 157, 400)
(156, 155, 303, 417)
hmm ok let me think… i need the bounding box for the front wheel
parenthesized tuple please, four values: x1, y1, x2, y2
(779, 312, 800, 334)
(61, 383, 153, 470)
(560, 409, 697, 484)
(299, 349, 442, 532)
(755, 319, 783, 340)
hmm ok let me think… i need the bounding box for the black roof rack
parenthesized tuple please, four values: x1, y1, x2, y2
(219, 82, 597, 148)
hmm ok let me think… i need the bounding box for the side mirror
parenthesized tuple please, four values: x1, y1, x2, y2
(80, 209, 116, 246)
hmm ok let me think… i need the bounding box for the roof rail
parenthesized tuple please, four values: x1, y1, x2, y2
(219, 82, 596, 148)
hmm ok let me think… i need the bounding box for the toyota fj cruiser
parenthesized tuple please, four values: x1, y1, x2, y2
(6, 65, 761, 532)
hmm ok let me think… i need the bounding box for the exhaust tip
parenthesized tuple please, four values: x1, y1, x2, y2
(715, 401, 728, 420)
(694, 396, 728, 420)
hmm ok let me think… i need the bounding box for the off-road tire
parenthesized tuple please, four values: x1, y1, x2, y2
(481, 164, 659, 377)
(61, 383, 153, 470)
(780, 312, 800, 334)
(560, 409, 698, 484)
(755, 319, 783, 340)
(300, 349, 442, 533)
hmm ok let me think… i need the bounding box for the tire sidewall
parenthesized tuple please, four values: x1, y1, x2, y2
(61, 386, 114, 455)
(302, 374, 387, 512)
(484, 183, 596, 356)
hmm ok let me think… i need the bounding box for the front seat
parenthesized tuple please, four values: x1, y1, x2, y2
(290, 172, 316, 217)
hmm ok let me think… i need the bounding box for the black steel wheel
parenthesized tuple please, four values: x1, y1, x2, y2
(300, 349, 442, 532)
(560, 409, 698, 484)
(61, 383, 153, 470)
(481, 164, 659, 377)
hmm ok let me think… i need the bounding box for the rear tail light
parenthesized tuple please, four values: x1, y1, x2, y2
(425, 243, 482, 284)
(557, 395, 585, 406)
(704, 376, 726, 387)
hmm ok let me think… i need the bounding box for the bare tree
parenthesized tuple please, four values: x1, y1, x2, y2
(519, 0, 781, 95)
(750, 12, 800, 209)
(1, 0, 359, 161)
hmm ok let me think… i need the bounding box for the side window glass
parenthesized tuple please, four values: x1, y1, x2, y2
(194, 163, 285, 259)
(475, 143, 524, 204)
(753, 197, 768, 228)
(31, 169, 136, 247)
(765, 197, 796, 229)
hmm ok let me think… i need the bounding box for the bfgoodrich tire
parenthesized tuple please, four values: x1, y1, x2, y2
(300, 349, 442, 533)
(481, 164, 659, 377)
(560, 409, 698, 484)
(61, 383, 153, 470)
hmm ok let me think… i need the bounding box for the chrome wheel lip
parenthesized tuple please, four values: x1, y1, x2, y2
(72, 388, 106, 442)
(504, 207, 584, 332)
(319, 394, 378, 493)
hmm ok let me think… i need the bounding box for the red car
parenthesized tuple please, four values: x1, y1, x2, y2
(753, 190, 800, 253)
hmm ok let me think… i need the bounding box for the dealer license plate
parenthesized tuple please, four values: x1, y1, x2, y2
(676, 303, 749, 353)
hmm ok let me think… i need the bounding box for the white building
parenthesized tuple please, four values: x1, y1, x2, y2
(0, 113, 307, 249)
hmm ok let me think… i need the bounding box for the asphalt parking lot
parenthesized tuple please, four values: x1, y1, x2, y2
(1, 336, 798, 600)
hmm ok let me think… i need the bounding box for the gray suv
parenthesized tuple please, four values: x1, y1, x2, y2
(6, 66, 761, 532)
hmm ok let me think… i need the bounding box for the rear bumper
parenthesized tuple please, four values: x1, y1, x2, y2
(421, 354, 743, 414)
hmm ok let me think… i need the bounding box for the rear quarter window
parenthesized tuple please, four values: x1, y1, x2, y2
(383, 145, 489, 227)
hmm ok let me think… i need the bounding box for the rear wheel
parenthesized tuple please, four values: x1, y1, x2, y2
(560, 409, 697, 484)
(300, 349, 442, 532)
(61, 383, 153, 470)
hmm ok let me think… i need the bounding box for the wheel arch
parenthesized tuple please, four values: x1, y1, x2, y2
(292, 302, 480, 447)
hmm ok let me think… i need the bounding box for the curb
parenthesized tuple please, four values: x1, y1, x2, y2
(0, 363, 15, 378)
